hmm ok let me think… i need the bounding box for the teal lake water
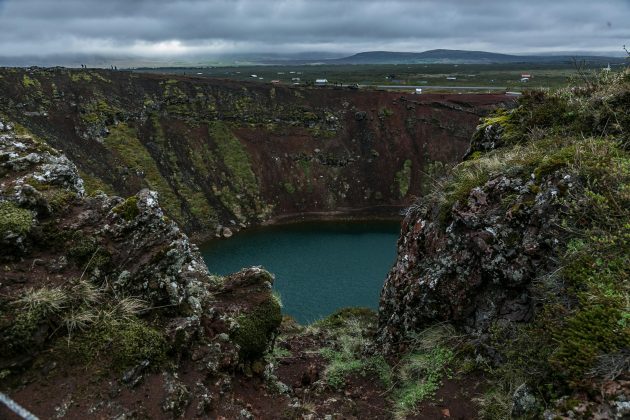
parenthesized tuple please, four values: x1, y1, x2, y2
(200, 221, 400, 324)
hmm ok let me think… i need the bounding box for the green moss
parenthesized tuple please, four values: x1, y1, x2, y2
(188, 139, 218, 176)
(145, 115, 216, 227)
(79, 170, 115, 195)
(379, 107, 394, 118)
(22, 74, 41, 90)
(143, 97, 156, 107)
(308, 127, 337, 139)
(3, 308, 48, 355)
(69, 72, 92, 82)
(552, 305, 629, 382)
(39, 221, 73, 249)
(302, 111, 318, 121)
(67, 233, 111, 270)
(81, 112, 101, 125)
(471, 108, 520, 147)
(283, 182, 295, 194)
(80, 96, 119, 126)
(528, 184, 541, 194)
(96, 99, 113, 114)
(210, 121, 258, 195)
(162, 81, 189, 117)
(71, 317, 168, 371)
(103, 123, 183, 222)
(113, 196, 140, 221)
(298, 158, 311, 177)
(0, 202, 33, 238)
(24, 176, 52, 191)
(551, 233, 629, 384)
(91, 72, 112, 84)
(46, 189, 77, 213)
(232, 296, 282, 360)
(176, 179, 218, 228)
(182, 187, 218, 228)
(216, 186, 244, 221)
(533, 144, 576, 180)
(395, 159, 412, 197)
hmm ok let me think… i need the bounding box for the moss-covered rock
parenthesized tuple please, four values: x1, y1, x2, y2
(1, 305, 51, 357)
(112, 196, 140, 221)
(0, 202, 33, 239)
(232, 295, 282, 361)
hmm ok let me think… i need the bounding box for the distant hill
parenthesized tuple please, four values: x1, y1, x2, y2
(329, 49, 625, 65)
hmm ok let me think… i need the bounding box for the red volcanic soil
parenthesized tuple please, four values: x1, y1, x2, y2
(0, 322, 487, 420)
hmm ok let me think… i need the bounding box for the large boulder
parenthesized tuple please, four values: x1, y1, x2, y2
(378, 169, 565, 349)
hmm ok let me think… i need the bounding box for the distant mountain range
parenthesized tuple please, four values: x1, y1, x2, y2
(323, 49, 627, 65)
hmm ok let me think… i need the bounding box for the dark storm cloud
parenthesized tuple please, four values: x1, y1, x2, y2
(0, 0, 628, 57)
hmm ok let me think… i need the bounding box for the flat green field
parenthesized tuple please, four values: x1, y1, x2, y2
(134, 61, 623, 92)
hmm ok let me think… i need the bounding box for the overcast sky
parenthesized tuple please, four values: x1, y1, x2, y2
(0, 0, 628, 58)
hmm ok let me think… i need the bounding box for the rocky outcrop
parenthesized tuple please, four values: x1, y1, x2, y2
(378, 69, 630, 419)
(0, 67, 508, 237)
(0, 121, 281, 418)
(0, 123, 212, 316)
(378, 170, 564, 347)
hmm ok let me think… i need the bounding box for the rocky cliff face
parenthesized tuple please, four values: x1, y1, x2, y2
(0, 67, 507, 237)
(378, 70, 630, 418)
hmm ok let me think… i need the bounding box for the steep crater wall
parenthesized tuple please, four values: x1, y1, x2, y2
(0, 68, 509, 237)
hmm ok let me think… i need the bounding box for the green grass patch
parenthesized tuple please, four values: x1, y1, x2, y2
(316, 308, 393, 390)
(394, 346, 454, 417)
(1, 279, 157, 374)
(392, 324, 458, 418)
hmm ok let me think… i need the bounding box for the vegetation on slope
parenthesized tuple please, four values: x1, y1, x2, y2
(418, 67, 630, 417)
(0, 67, 498, 236)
